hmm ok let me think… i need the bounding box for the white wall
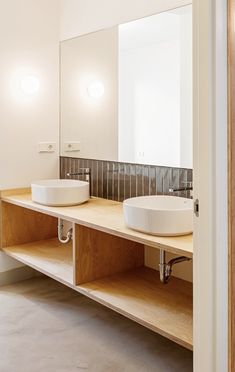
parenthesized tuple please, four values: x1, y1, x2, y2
(0, 0, 60, 272)
(60, 0, 192, 41)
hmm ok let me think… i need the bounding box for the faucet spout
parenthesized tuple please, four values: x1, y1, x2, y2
(66, 168, 92, 197)
(169, 181, 193, 197)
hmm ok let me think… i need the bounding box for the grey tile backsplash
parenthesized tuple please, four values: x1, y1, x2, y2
(60, 157, 193, 202)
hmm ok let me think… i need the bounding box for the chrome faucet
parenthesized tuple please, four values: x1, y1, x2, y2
(66, 168, 92, 197)
(169, 181, 193, 197)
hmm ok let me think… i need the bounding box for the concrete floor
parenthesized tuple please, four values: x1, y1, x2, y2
(0, 276, 193, 372)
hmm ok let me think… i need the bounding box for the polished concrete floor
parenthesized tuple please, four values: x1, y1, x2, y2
(0, 276, 193, 372)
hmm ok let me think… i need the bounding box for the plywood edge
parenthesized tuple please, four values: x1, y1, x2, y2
(0, 188, 31, 198)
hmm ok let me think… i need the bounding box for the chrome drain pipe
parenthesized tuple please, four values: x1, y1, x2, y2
(58, 218, 73, 244)
(159, 250, 167, 283)
(159, 249, 191, 284)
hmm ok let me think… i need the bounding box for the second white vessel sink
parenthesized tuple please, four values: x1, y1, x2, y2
(123, 195, 193, 236)
(31, 179, 89, 206)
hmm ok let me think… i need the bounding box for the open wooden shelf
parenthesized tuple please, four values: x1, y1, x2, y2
(2, 238, 73, 286)
(2, 239, 193, 350)
(77, 267, 193, 350)
(1, 195, 193, 258)
(0, 195, 193, 350)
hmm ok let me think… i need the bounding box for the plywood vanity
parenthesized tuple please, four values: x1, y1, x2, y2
(0, 189, 193, 350)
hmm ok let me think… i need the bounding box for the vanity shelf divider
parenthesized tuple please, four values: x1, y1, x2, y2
(73, 224, 144, 285)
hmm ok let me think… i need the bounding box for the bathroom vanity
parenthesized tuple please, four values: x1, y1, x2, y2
(0, 189, 193, 350)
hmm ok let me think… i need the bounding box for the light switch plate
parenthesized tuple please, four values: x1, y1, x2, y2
(64, 141, 80, 152)
(38, 142, 56, 153)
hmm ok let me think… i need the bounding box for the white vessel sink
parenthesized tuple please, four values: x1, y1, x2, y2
(31, 179, 89, 206)
(123, 195, 193, 236)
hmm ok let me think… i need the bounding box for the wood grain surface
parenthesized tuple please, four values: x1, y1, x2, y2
(1, 193, 193, 258)
(74, 224, 144, 284)
(1, 202, 57, 248)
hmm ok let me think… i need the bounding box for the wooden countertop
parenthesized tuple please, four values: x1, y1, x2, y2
(1, 192, 193, 258)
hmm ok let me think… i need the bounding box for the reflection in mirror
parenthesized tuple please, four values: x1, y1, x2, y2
(60, 5, 192, 168)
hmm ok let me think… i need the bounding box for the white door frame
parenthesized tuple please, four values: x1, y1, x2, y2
(193, 0, 228, 371)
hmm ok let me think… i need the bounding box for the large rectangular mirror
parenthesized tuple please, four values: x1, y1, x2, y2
(60, 5, 192, 168)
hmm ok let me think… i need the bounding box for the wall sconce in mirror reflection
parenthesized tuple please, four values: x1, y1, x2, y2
(20, 75, 40, 96)
(87, 81, 104, 99)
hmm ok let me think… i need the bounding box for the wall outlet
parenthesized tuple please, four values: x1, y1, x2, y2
(38, 142, 56, 153)
(64, 141, 80, 152)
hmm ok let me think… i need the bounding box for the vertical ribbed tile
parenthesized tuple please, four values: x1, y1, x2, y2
(97, 161, 103, 198)
(124, 163, 131, 200)
(179, 168, 188, 198)
(186, 169, 193, 198)
(107, 162, 114, 200)
(187, 169, 193, 183)
(67, 157, 72, 177)
(83, 158, 89, 169)
(102, 161, 108, 199)
(60, 157, 193, 201)
(179, 168, 187, 184)
(60, 158, 64, 179)
(149, 166, 157, 195)
(72, 158, 78, 174)
(162, 167, 172, 195)
(143, 165, 150, 196)
(130, 164, 137, 198)
(60, 157, 65, 178)
(156, 167, 163, 195)
(91, 160, 98, 197)
(71, 158, 76, 179)
(118, 162, 125, 201)
(63, 157, 68, 177)
(136, 165, 143, 197)
(171, 168, 180, 197)
(113, 164, 119, 201)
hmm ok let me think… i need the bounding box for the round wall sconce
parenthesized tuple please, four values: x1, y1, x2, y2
(20, 75, 40, 95)
(87, 81, 104, 99)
